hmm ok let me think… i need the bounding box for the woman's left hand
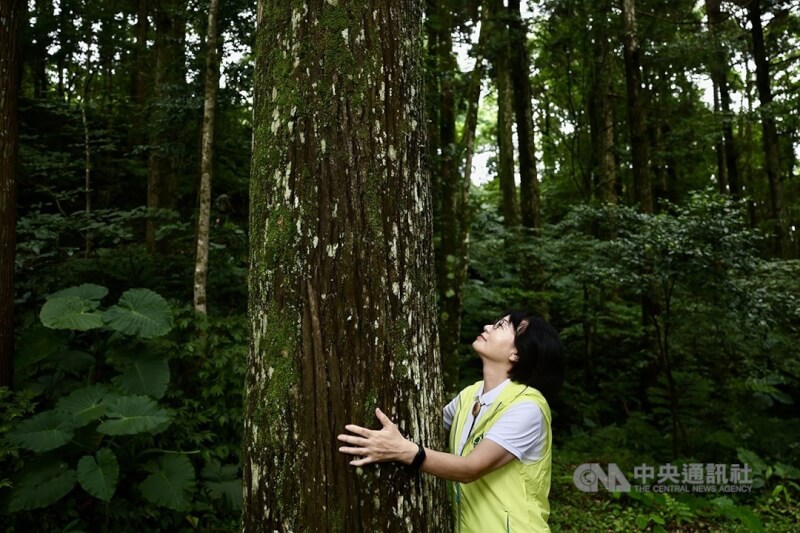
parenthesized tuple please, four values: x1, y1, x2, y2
(338, 408, 418, 466)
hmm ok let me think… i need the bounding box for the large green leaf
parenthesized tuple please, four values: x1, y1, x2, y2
(7, 410, 77, 452)
(56, 384, 110, 426)
(40, 297, 104, 331)
(97, 396, 172, 435)
(113, 356, 170, 399)
(48, 284, 109, 301)
(77, 449, 119, 502)
(8, 460, 77, 511)
(103, 289, 173, 338)
(140, 455, 195, 511)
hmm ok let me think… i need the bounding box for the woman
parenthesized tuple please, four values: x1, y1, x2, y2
(338, 311, 565, 532)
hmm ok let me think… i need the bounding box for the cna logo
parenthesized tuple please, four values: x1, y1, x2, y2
(573, 463, 632, 493)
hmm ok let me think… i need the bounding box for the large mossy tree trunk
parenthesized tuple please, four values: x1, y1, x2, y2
(243, 1, 451, 531)
(0, 0, 22, 388)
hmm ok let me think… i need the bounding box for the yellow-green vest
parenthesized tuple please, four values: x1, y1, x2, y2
(448, 380, 552, 533)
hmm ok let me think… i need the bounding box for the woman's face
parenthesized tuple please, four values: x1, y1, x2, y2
(472, 315, 518, 364)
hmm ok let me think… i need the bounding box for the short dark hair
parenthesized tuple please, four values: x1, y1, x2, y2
(504, 310, 565, 405)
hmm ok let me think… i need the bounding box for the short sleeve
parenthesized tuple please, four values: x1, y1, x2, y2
(443, 395, 458, 431)
(483, 401, 546, 464)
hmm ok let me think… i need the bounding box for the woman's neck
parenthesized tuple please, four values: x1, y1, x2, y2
(481, 364, 509, 394)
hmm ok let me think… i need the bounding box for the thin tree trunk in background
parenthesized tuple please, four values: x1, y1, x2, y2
(32, 0, 53, 98)
(81, 16, 93, 257)
(460, 7, 488, 191)
(508, 0, 541, 230)
(193, 0, 220, 315)
(130, 0, 149, 149)
(489, 0, 519, 227)
(433, 0, 461, 393)
(147, 0, 186, 252)
(0, 0, 22, 388)
(621, 0, 652, 213)
(712, 83, 729, 194)
(747, 0, 787, 257)
(590, 0, 617, 204)
(706, 0, 740, 197)
(243, 1, 450, 530)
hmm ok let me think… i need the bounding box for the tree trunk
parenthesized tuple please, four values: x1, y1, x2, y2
(712, 82, 729, 194)
(0, 0, 22, 388)
(590, 0, 617, 204)
(147, 0, 186, 251)
(747, 0, 787, 256)
(31, 0, 53, 98)
(81, 13, 93, 257)
(432, 0, 461, 393)
(489, 0, 519, 226)
(621, 0, 652, 213)
(243, 1, 451, 531)
(508, 0, 541, 230)
(706, 0, 740, 197)
(130, 0, 149, 149)
(193, 0, 220, 315)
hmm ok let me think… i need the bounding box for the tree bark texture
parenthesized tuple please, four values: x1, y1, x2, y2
(508, 0, 541, 230)
(194, 0, 220, 315)
(621, 0, 653, 213)
(746, 0, 787, 256)
(1, 0, 22, 388)
(244, 1, 451, 531)
(489, 0, 519, 227)
(147, 0, 187, 251)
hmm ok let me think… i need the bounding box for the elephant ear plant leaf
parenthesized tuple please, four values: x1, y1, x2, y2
(97, 395, 173, 436)
(55, 384, 111, 427)
(103, 288, 173, 338)
(8, 460, 78, 512)
(7, 410, 78, 452)
(140, 454, 196, 511)
(40, 296, 104, 331)
(77, 448, 120, 502)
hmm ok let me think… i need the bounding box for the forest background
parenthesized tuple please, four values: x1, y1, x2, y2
(0, 0, 799, 531)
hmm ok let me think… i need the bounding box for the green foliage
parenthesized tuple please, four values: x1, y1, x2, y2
(40, 297, 104, 331)
(7, 460, 77, 512)
(140, 455, 195, 511)
(96, 396, 173, 436)
(1, 286, 245, 531)
(77, 449, 119, 502)
(6, 411, 78, 453)
(102, 289, 173, 338)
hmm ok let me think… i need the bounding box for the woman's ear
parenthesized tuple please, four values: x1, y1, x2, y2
(510, 353, 519, 362)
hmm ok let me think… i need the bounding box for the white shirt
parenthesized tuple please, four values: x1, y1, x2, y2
(443, 379, 546, 464)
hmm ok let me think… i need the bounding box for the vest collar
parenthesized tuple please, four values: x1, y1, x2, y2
(475, 378, 511, 406)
